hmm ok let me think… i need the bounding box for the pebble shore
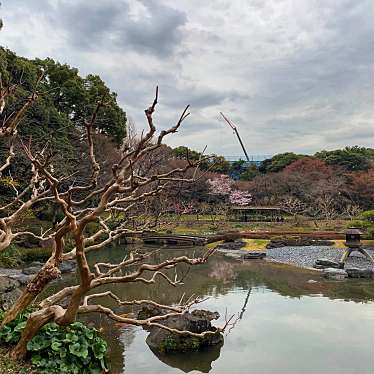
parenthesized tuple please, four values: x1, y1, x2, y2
(267, 246, 374, 269)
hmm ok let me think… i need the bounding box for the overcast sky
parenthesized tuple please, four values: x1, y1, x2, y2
(1, 0, 374, 157)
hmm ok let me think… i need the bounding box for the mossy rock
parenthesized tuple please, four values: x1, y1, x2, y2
(143, 308, 223, 353)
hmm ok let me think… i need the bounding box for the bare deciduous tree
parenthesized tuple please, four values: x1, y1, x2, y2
(1, 87, 226, 360)
(280, 196, 307, 222)
(313, 195, 338, 220)
(343, 203, 361, 220)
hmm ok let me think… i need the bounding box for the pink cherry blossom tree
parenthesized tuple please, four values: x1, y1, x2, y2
(206, 175, 251, 223)
(206, 174, 232, 196)
(229, 189, 252, 206)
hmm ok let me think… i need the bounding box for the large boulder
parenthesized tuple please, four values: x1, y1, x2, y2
(322, 268, 348, 280)
(0, 276, 22, 310)
(139, 307, 223, 353)
(216, 240, 246, 251)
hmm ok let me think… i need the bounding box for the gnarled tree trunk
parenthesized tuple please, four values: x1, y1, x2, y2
(11, 306, 64, 360)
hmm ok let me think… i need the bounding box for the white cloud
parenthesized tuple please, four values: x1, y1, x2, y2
(1, 0, 374, 156)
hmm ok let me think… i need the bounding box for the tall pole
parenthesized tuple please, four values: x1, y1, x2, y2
(220, 112, 250, 162)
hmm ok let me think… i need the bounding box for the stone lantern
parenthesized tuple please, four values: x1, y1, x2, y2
(344, 228, 362, 247)
(340, 227, 374, 267)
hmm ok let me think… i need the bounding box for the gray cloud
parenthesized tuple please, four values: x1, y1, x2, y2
(1, 0, 374, 156)
(55, 0, 187, 57)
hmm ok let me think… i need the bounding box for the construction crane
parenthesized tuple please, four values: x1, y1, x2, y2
(220, 112, 250, 162)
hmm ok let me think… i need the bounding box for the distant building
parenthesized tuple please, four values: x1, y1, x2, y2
(229, 206, 289, 222)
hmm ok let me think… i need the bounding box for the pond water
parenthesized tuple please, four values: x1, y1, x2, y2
(61, 245, 374, 374)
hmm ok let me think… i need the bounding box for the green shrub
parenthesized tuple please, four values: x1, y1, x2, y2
(0, 244, 21, 267)
(368, 227, 374, 238)
(0, 245, 52, 266)
(360, 210, 374, 223)
(20, 247, 52, 262)
(353, 211, 374, 238)
(349, 219, 364, 228)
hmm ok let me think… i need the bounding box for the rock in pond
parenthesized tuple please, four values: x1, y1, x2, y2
(314, 258, 342, 269)
(243, 252, 266, 260)
(216, 240, 246, 251)
(346, 267, 373, 279)
(322, 268, 348, 280)
(139, 306, 223, 353)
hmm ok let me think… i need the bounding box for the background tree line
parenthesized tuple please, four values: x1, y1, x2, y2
(171, 146, 374, 220)
(0, 47, 127, 207)
(2, 47, 374, 222)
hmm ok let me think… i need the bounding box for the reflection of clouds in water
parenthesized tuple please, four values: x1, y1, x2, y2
(209, 261, 236, 284)
(79, 247, 374, 373)
(118, 326, 137, 374)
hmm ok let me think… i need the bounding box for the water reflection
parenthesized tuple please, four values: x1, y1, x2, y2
(149, 342, 223, 373)
(57, 245, 374, 373)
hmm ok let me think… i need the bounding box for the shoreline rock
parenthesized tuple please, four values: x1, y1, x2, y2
(346, 267, 373, 279)
(243, 252, 266, 260)
(322, 268, 348, 280)
(314, 258, 342, 269)
(266, 238, 333, 249)
(0, 276, 22, 310)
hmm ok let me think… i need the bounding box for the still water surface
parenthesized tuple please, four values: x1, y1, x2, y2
(65, 246, 374, 374)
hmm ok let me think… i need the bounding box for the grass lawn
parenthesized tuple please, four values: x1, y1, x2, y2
(242, 239, 269, 250)
(170, 218, 353, 236)
(206, 239, 269, 251)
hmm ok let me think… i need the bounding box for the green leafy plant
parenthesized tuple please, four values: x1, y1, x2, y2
(27, 321, 108, 374)
(0, 309, 31, 344)
(0, 311, 108, 373)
